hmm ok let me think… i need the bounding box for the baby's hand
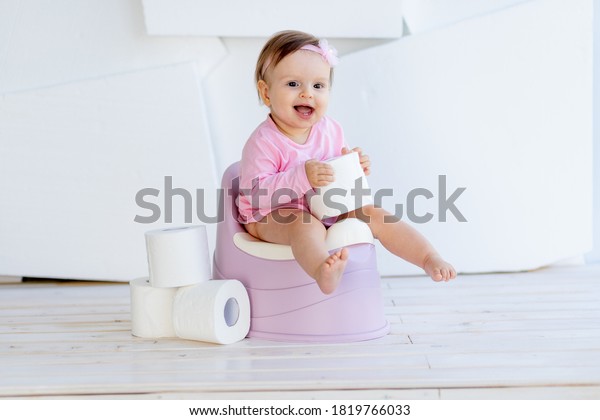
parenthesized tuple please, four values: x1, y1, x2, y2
(342, 147, 371, 176)
(305, 159, 335, 188)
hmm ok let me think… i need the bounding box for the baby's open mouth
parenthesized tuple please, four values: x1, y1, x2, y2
(294, 105, 314, 116)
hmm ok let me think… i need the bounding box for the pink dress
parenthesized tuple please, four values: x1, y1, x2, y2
(237, 115, 348, 224)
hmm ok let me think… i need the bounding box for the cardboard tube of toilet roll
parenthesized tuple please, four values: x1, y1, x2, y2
(173, 280, 250, 345)
(308, 152, 373, 219)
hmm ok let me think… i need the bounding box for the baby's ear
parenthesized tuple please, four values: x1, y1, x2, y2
(257, 80, 270, 106)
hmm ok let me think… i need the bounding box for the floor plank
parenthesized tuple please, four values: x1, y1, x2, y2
(0, 264, 598, 399)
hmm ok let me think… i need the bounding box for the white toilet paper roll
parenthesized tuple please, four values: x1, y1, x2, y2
(173, 280, 250, 345)
(145, 225, 211, 288)
(308, 152, 373, 220)
(129, 277, 177, 338)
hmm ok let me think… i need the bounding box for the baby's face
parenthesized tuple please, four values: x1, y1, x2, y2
(260, 50, 331, 142)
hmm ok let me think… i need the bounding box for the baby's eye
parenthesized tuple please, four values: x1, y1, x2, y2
(287, 81, 299, 87)
(314, 83, 327, 89)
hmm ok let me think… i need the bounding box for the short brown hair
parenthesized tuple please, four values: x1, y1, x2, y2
(255, 30, 333, 101)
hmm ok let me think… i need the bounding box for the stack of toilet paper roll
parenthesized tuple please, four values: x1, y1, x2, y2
(129, 225, 250, 344)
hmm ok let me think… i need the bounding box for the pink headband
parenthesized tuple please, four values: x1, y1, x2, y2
(300, 39, 339, 67)
(261, 39, 339, 79)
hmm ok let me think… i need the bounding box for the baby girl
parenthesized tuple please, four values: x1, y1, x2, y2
(237, 30, 456, 294)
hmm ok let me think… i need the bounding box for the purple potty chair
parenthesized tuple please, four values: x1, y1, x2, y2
(213, 162, 390, 342)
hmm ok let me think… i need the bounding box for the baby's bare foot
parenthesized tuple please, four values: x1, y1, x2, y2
(315, 248, 349, 294)
(423, 254, 457, 282)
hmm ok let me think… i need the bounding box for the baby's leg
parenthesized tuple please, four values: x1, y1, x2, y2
(246, 209, 348, 294)
(342, 206, 456, 282)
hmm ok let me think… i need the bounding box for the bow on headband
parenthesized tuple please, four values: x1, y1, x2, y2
(300, 39, 339, 67)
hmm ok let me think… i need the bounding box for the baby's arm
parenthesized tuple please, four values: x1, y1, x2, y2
(241, 161, 310, 209)
(239, 139, 333, 216)
(342, 147, 371, 175)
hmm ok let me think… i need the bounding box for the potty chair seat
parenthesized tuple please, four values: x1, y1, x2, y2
(213, 162, 390, 342)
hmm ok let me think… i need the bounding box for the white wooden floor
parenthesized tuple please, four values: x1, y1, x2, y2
(1, 264, 599, 400)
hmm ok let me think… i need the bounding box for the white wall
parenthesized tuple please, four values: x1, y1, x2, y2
(0, 64, 219, 281)
(588, 0, 600, 263)
(0, 0, 223, 281)
(142, 0, 404, 38)
(0, 0, 596, 281)
(401, 0, 530, 34)
(332, 0, 593, 274)
(0, 0, 225, 93)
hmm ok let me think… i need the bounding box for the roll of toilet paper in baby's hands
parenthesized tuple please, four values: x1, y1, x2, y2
(173, 280, 250, 344)
(145, 225, 211, 288)
(130, 277, 177, 338)
(308, 152, 373, 220)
